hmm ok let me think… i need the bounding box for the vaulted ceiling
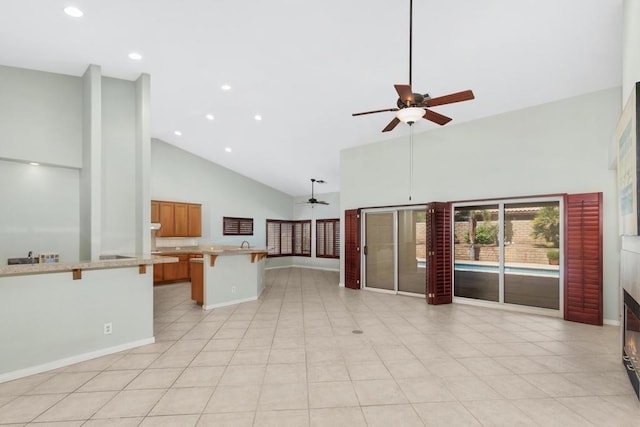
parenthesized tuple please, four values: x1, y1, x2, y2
(0, 0, 622, 196)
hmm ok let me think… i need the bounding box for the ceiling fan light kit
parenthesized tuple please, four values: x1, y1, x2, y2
(397, 107, 426, 124)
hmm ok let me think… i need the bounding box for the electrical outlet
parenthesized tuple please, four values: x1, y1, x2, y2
(231, 286, 236, 294)
(104, 323, 112, 335)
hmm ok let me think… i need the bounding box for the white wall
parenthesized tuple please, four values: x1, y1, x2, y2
(341, 87, 621, 322)
(0, 160, 79, 264)
(150, 139, 295, 268)
(0, 65, 82, 168)
(0, 266, 153, 380)
(293, 191, 341, 270)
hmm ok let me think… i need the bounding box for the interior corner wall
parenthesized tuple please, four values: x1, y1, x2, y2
(150, 139, 294, 268)
(292, 192, 341, 270)
(340, 87, 622, 322)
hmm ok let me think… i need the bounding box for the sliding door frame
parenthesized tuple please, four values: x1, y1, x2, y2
(361, 205, 427, 297)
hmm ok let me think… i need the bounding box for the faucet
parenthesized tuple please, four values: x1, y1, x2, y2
(28, 251, 33, 264)
(240, 241, 250, 249)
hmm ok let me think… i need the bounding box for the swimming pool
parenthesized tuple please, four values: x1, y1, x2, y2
(454, 263, 559, 277)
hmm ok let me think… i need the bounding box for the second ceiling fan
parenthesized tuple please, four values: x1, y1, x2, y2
(353, 0, 475, 132)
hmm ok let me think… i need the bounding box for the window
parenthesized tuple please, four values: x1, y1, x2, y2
(266, 220, 311, 257)
(316, 219, 340, 259)
(223, 217, 253, 235)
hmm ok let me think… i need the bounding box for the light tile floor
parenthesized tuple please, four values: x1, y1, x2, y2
(1, 267, 639, 426)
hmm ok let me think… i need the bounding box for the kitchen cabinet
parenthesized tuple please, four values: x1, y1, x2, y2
(188, 204, 202, 237)
(162, 260, 178, 281)
(156, 202, 175, 237)
(151, 201, 160, 223)
(174, 203, 189, 236)
(190, 260, 203, 305)
(151, 200, 201, 237)
(153, 263, 164, 282)
(153, 253, 202, 285)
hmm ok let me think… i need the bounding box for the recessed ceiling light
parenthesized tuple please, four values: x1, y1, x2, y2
(221, 84, 231, 91)
(254, 114, 262, 121)
(63, 6, 84, 17)
(225, 147, 232, 153)
(128, 52, 142, 61)
(29, 162, 40, 166)
(174, 130, 182, 136)
(206, 114, 215, 121)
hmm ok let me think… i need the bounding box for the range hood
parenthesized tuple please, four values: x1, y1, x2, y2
(150, 223, 161, 230)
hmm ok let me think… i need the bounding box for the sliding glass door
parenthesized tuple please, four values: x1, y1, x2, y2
(453, 198, 561, 312)
(363, 208, 427, 295)
(364, 212, 395, 291)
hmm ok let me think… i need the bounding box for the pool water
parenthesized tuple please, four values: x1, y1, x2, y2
(455, 263, 559, 277)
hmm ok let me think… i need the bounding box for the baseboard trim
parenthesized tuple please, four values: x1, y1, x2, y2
(203, 295, 258, 310)
(265, 265, 339, 272)
(0, 337, 155, 384)
(603, 318, 621, 326)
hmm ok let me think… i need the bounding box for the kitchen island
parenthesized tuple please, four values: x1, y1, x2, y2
(190, 247, 268, 309)
(0, 254, 176, 383)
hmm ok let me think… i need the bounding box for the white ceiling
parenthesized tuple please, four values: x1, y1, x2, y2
(0, 0, 623, 196)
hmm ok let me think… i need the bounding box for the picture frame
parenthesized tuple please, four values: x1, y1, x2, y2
(617, 82, 640, 236)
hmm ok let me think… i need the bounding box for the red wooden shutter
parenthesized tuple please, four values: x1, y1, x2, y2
(426, 202, 452, 304)
(344, 209, 361, 289)
(564, 192, 603, 325)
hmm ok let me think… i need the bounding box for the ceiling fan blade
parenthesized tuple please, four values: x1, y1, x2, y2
(423, 109, 452, 126)
(394, 84, 414, 105)
(352, 108, 398, 117)
(382, 117, 401, 132)
(423, 90, 475, 107)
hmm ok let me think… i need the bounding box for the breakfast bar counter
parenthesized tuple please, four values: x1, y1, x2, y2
(0, 254, 177, 384)
(196, 247, 268, 310)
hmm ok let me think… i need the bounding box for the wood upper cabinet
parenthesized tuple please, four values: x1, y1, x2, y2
(156, 202, 175, 237)
(174, 203, 189, 236)
(188, 204, 202, 237)
(152, 201, 201, 237)
(151, 201, 160, 223)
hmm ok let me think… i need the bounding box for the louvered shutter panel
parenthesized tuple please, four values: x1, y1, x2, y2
(426, 202, 452, 304)
(267, 221, 281, 255)
(302, 221, 311, 255)
(317, 221, 326, 257)
(334, 220, 340, 258)
(344, 209, 361, 289)
(564, 192, 603, 325)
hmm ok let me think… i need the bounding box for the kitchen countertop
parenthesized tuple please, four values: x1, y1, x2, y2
(153, 245, 267, 256)
(0, 254, 177, 277)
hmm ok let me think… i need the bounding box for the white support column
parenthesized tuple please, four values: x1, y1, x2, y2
(80, 64, 102, 261)
(135, 73, 152, 254)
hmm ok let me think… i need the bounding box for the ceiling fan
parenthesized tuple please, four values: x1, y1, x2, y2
(352, 0, 475, 132)
(303, 178, 329, 205)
